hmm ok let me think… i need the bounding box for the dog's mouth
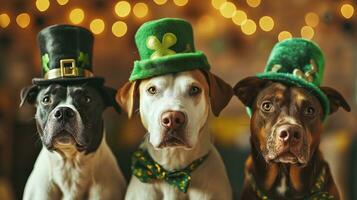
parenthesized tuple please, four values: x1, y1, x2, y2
(158, 129, 190, 148)
(269, 151, 306, 167)
(48, 131, 86, 152)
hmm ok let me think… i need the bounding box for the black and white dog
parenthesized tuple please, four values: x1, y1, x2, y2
(21, 83, 126, 200)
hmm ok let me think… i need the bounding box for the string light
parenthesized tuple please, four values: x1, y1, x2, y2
(112, 21, 127, 37)
(340, 4, 354, 19)
(241, 19, 256, 35)
(90, 19, 105, 35)
(232, 10, 247, 26)
(173, 0, 189, 6)
(36, 0, 50, 12)
(57, 0, 69, 6)
(153, 0, 167, 5)
(0, 14, 10, 28)
(301, 26, 314, 40)
(16, 13, 30, 28)
(115, 1, 131, 17)
(305, 12, 319, 27)
(211, 0, 226, 9)
(220, 2, 236, 18)
(133, 3, 149, 18)
(278, 31, 292, 41)
(259, 16, 274, 32)
(246, 0, 261, 8)
(69, 8, 84, 24)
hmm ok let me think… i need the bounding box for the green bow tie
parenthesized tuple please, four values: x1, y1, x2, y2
(131, 149, 209, 193)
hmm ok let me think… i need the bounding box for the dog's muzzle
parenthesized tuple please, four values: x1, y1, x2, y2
(158, 111, 188, 148)
(268, 123, 308, 165)
(44, 106, 85, 151)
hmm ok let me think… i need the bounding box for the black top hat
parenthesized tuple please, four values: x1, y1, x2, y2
(30, 24, 121, 113)
(33, 24, 103, 85)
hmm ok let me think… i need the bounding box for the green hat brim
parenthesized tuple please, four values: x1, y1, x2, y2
(129, 51, 210, 81)
(247, 72, 330, 121)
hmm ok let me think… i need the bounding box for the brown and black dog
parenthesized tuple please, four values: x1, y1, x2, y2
(234, 77, 351, 200)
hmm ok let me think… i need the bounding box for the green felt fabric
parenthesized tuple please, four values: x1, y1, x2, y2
(253, 38, 330, 120)
(130, 18, 210, 81)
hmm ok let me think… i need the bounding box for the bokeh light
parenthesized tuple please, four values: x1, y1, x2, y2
(153, 0, 167, 5)
(211, 0, 226, 9)
(133, 3, 148, 18)
(246, 0, 261, 8)
(57, 0, 69, 6)
(278, 31, 292, 41)
(259, 16, 274, 32)
(173, 0, 189, 6)
(112, 21, 127, 37)
(115, 1, 131, 17)
(90, 19, 105, 35)
(241, 19, 256, 35)
(16, 13, 30, 28)
(301, 26, 314, 40)
(305, 12, 319, 27)
(232, 10, 247, 26)
(340, 4, 354, 19)
(36, 0, 50, 12)
(69, 8, 84, 24)
(220, 2, 236, 18)
(0, 14, 10, 28)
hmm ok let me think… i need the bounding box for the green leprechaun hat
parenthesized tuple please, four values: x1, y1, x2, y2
(255, 38, 330, 120)
(129, 18, 210, 81)
(33, 24, 104, 86)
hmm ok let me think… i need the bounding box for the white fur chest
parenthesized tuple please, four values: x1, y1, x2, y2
(50, 151, 94, 199)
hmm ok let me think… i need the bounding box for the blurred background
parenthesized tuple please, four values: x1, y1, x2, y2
(0, 0, 356, 199)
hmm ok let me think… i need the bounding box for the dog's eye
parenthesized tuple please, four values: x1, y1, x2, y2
(261, 101, 274, 112)
(304, 106, 315, 116)
(189, 86, 201, 96)
(42, 96, 51, 104)
(147, 86, 157, 95)
(84, 96, 91, 103)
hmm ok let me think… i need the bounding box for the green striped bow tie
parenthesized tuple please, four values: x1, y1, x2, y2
(131, 149, 209, 193)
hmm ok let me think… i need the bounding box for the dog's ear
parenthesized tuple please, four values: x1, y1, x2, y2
(100, 86, 122, 114)
(19, 85, 39, 107)
(320, 86, 351, 114)
(116, 81, 140, 118)
(233, 77, 269, 107)
(202, 71, 233, 116)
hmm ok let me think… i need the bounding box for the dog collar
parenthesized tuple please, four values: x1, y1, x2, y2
(131, 149, 209, 193)
(246, 163, 335, 200)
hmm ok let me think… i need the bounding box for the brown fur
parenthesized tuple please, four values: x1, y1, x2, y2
(234, 77, 351, 200)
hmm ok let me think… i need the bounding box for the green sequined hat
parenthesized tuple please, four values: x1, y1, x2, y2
(255, 38, 330, 120)
(129, 18, 210, 81)
(33, 24, 104, 86)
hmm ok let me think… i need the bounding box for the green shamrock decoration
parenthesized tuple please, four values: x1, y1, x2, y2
(146, 32, 177, 59)
(42, 53, 50, 72)
(78, 52, 90, 68)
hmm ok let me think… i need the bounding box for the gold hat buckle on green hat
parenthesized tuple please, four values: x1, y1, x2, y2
(271, 59, 318, 83)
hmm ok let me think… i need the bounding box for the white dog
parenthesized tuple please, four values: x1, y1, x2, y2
(117, 69, 233, 200)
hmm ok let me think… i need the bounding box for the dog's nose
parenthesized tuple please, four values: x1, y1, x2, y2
(54, 107, 75, 121)
(161, 111, 186, 130)
(277, 124, 302, 143)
